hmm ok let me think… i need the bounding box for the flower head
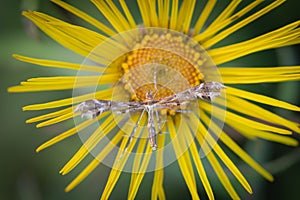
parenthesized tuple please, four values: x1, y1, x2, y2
(9, 0, 300, 199)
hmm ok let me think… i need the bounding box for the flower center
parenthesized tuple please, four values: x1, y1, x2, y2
(121, 32, 206, 101)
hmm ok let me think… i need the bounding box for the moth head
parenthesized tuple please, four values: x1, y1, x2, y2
(145, 90, 154, 100)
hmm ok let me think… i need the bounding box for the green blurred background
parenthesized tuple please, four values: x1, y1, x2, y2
(1, 0, 300, 199)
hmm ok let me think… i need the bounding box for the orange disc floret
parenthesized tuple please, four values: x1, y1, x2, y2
(121, 32, 205, 101)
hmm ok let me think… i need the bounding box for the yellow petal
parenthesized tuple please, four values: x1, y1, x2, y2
(22, 88, 113, 111)
(169, 0, 179, 30)
(193, 0, 217, 34)
(12, 54, 108, 72)
(26, 107, 72, 123)
(151, 134, 166, 200)
(198, 0, 241, 41)
(65, 129, 124, 192)
(119, 0, 137, 29)
(137, 0, 151, 27)
(203, 0, 286, 48)
(226, 95, 300, 134)
(189, 113, 253, 194)
(201, 101, 292, 135)
(92, 0, 131, 32)
(168, 117, 200, 200)
(36, 114, 107, 152)
(193, 124, 241, 199)
(181, 119, 215, 200)
(226, 86, 300, 112)
(60, 114, 120, 175)
(100, 115, 143, 199)
(50, 0, 115, 35)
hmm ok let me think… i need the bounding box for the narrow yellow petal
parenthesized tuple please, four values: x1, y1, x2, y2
(222, 74, 300, 84)
(169, 0, 178, 30)
(23, 11, 88, 51)
(129, 121, 148, 193)
(226, 95, 300, 134)
(47, 22, 128, 64)
(151, 169, 165, 200)
(193, 125, 241, 199)
(181, 0, 196, 34)
(209, 20, 300, 57)
(157, 0, 163, 26)
(128, 139, 152, 199)
(25, 75, 120, 83)
(207, 152, 240, 200)
(22, 88, 113, 111)
(12, 54, 108, 73)
(24, 12, 125, 65)
(189, 114, 252, 194)
(203, 97, 298, 146)
(192, 123, 240, 199)
(230, 119, 298, 146)
(174, 116, 197, 186)
(105, 0, 132, 31)
(181, 119, 215, 200)
(101, 115, 143, 199)
(201, 101, 292, 135)
(168, 117, 200, 200)
(36, 114, 106, 152)
(193, 0, 217, 34)
(151, 134, 165, 200)
(60, 114, 118, 175)
(220, 133, 274, 182)
(9, 85, 76, 92)
(203, 0, 241, 35)
(50, 0, 115, 35)
(203, 0, 286, 48)
(22, 11, 104, 62)
(197, 108, 274, 181)
(176, 0, 196, 33)
(219, 66, 300, 76)
(9, 74, 121, 92)
(176, 1, 187, 31)
(128, 117, 150, 199)
(119, 0, 136, 28)
(158, 187, 166, 200)
(137, 0, 150, 27)
(47, 21, 107, 47)
(195, 1, 264, 40)
(65, 129, 124, 192)
(209, 20, 300, 64)
(26, 107, 72, 123)
(36, 112, 76, 128)
(147, 0, 159, 27)
(226, 86, 300, 112)
(162, 0, 170, 28)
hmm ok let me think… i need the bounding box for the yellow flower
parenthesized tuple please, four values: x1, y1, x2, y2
(9, 0, 300, 199)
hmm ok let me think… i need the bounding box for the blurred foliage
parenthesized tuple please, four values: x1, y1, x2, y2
(0, 0, 299, 200)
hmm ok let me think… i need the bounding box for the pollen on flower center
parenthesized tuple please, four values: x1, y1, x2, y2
(120, 32, 206, 101)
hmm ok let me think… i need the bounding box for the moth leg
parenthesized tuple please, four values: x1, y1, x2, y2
(153, 65, 158, 92)
(124, 109, 146, 152)
(148, 110, 157, 151)
(155, 109, 163, 134)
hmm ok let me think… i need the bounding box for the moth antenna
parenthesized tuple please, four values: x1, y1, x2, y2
(153, 64, 158, 92)
(123, 78, 139, 100)
(152, 72, 182, 99)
